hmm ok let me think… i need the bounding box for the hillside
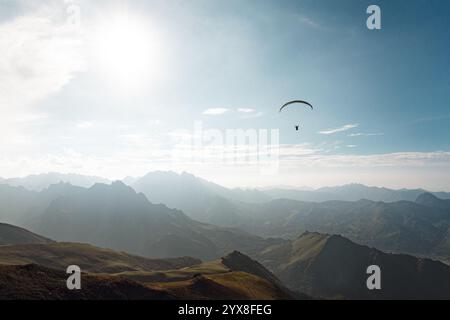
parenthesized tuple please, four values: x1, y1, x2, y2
(257, 232, 450, 299)
(149, 272, 292, 300)
(0, 264, 174, 300)
(0, 223, 53, 245)
(221, 251, 281, 285)
(0, 242, 200, 273)
(142, 251, 300, 300)
(0, 240, 297, 300)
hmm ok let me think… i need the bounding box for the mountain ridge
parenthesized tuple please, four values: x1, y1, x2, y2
(257, 231, 450, 299)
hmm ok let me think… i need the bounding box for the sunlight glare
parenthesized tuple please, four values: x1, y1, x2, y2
(93, 12, 163, 91)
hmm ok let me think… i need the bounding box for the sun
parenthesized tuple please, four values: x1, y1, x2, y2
(93, 12, 163, 91)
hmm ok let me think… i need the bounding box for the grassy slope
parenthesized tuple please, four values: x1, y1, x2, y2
(0, 242, 200, 273)
(148, 272, 292, 300)
(0, 264, 174, 300)
(0, 223, 53, 245)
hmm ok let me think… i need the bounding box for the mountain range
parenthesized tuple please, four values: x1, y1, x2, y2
(0, 172, 449, 262)
(0, 173, 110, 191)
(1, 181, 280, 260)
(1, 223, 449, 300)
(237, 195, 450, 261)
(1, 171, 450, 299)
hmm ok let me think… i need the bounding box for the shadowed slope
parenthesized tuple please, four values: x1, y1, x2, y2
(0, 223, 53, 245)
(258, 232, 450, 299)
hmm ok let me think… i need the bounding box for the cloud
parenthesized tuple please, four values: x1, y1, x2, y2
(319, 124, 359, 135)
(202, 108, 229, 116)
(237, 108, 255, 113)
(297, 16, 320, 29)
(77, 121, 94, 129)
(348, 133, 384, 137)
(0, 8, 85, 112)
(411, 115, 450, 124)
(0, 4, 86, 149)
(280, 150, 450, 168)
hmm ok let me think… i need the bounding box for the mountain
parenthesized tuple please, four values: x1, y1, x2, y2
(221, 251, 281, 286)
(142, 251, 299, 300)
(0, 184, 38, 226)
(0, 182, 91, 227)
(30, 181, 279, 260)
(0, 223, 53, 245)
(257, 232, 450, 299)
(0, 173, 110, 191)
(130, 171, 246, 226)
(416, 192, 450, 210)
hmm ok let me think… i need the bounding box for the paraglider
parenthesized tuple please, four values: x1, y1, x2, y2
(279, 100, 314, 113)
(279, 100, 314, 131)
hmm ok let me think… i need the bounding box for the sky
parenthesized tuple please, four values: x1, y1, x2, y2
(0, 0, 449, 190)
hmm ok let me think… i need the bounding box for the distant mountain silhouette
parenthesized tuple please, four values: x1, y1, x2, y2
(416, 192, 450, 210)
(27, 181, 278, 260)
(0, 182, 93, 226)
(131, 171, 246, 226)
(0, 173, 110, 191)
(263, 183, 450, 203)
(258, 232, 450, 299)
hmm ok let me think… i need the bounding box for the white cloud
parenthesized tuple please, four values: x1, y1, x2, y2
(242, 112, 264, 119)
(319, 123, 359, 135)
(237, 108, 255, 113)
(348, 133, 384, 137)
(76, 121, 94, 129)
(280, 150, 450, 168)
(0, 5, 86, 150)
(202, 108, 229, 116)
(297, 16, 320, 29)
(0, 10, 85, 112)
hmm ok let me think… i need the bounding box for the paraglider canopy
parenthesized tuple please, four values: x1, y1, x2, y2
(279, 100, 314, 112)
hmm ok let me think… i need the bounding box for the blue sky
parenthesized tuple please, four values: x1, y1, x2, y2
(0, 0, 449, 189)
